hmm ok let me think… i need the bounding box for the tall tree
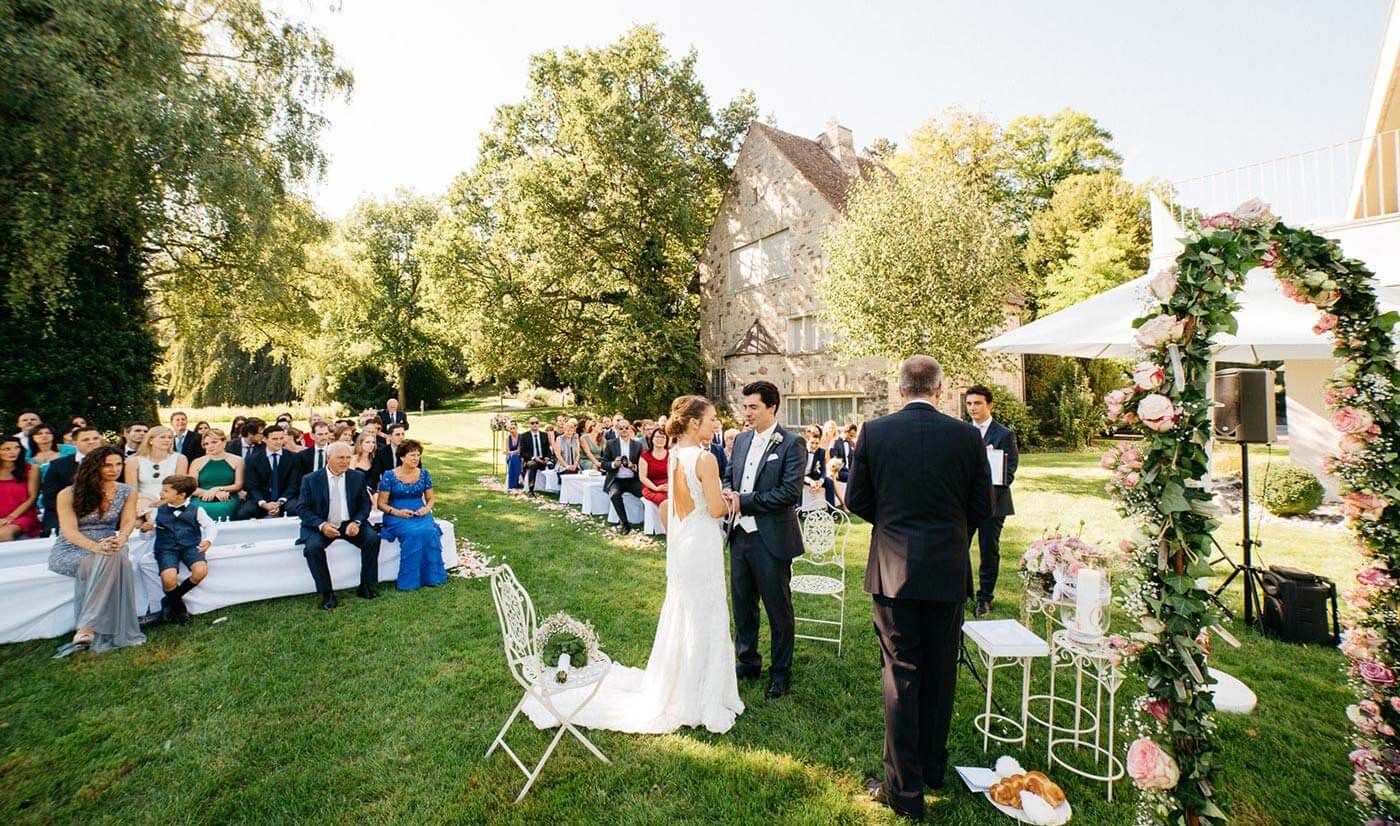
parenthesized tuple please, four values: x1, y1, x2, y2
(1025, 170, 1150, 308)
(1003, 108, 1122, 226)
(427, 25, 756, 415)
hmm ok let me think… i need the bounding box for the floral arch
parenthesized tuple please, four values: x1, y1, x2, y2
(1100, 198, 1400, 825)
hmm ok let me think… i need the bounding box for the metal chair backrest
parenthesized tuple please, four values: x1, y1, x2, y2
(490, 564, 539, 687)
(798, 507, 848, 571)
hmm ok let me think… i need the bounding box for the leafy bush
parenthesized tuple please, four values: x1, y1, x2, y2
(1051, 372, 1102, 450)
(988, 385, 1040, 449)
(1026, 354, 1125, 444)
(402, 359, 455, 410)
(1250, 462, 1324, 516)
(334, 363, 394, 413)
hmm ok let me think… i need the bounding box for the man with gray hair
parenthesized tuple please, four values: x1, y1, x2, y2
(296, 440, 382, 610)
(847, 355, 993, 820)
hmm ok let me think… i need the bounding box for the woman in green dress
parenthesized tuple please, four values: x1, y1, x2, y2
(188, 430, 243, 521)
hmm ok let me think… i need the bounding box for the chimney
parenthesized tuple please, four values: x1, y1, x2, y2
(817, 119, 860, 176)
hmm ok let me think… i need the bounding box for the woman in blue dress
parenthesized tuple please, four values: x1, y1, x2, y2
(505, 421, 523, 490)
(377, 439, 448, 590)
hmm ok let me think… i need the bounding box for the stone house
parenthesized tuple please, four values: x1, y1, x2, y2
(697, 120, 1023, 426)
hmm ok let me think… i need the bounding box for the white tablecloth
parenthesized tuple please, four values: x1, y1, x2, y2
(605, 492, 646, 527)
(559, 473, 603, 506)
(584, 484, 613, 517)
(0, 516, 307, 570)
(0, 518, 458, 644)
(537, 469, 561, 493)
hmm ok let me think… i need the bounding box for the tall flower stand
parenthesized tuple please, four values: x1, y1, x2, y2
(1046, 629, 1126, 801)
(1023, 590, 1099, 754)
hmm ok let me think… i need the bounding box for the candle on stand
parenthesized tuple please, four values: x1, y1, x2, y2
(1075, 567, 1105, 638)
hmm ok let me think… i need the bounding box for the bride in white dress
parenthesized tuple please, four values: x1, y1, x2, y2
(523, 395, 745, 734)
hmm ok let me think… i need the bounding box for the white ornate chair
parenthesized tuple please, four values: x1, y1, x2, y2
(486, 565, 613, 801)
(791, 506, 850, 656)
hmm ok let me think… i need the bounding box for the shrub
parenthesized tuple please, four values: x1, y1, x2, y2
(334, 363, 394, 413)
(1250, 462, 1324, 516)
(402, 359, 454, 410)
(517, 382, 575, 408)
(1051, 372, 1103, 450)
(988, 385, 1040, 449)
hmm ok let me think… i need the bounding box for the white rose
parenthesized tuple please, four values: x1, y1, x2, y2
(1134, 314, 1185, 350)
(1133, 361, 1165, 391)
(1148, 268, 1177, 302)
(1232, 197, 1275, 225)
(1138, 393, 1177, 433)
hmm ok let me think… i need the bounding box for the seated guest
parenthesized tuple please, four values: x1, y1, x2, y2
(362, 418, 386, 448)
(302, 414, 322, 448)
(600, 420, 644, 533)
(378, 397, 409, 432)
(126, 425, 189, 516)
(0, 435, 41, 540)
(821, 420, 839, 453)
(376, 423, 409, 478)
(639, 419, 658, 444)
(170, 411, 203, 463)
(352, 431, 381, 495)
(226, 418, 265, 458)
(236, 425, 302, 520)
(803, 424, 837, 509)
(297, 441, 381, 610)
(145, 474, 214, 624)
(62, 424, 80, 446)
(229, 416, 247, 447)
(28, 423, 76, 474)
(14, 411, 40, 452)
(333, 422, 356, 445)
(275, 412, 294, 431)
(579, 419, 605, 470)
(41, 426, 106, 536)
(638, 427, 670, 506)
(194, 420, 211, 440)
(49, 446, 145, 654)
(283, 425, 305, 453)
(505, 421, 523, 489)
(121, 421, 149, 458)
(299, 420, 334, 476)
(377, 439, 446, 591)
(723, 428, 739, 460)
(68, 415, 89, 431)
(518, 416, 552, 495)
(554, 420, 582, 475)
(189, 430, 243, 522)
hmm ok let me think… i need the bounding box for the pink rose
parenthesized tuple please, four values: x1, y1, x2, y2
(1260, 242, 1283, 269)
(1122, 471, 1140, 489)
(1281, 279, 1305, 303)
(1123, 412, 1140, 426)
(1313, 313, 1339, 335)
(1127, 738, 1180, 791)
(1133, 361, 1165, 391)
(1333, 407, 1376, 435)
(1351, 748, 1377, 772)
(1121, 447, 1143, 469)
(1391, 696, 1400, 713)
(1340, 433, 1370, 454)
(1343, 491, 1388, 522)
(1135, 314, 1187, 350)
(1362, 699, 1382, 716)
(1201, 212, 1239, 230)
(1137, 394, 1177, 433)
(1104, 388, 1129, 421)
(1148, 268, 1178, 302)
(1144, 697, 1170, 724)
(1349, 703, 1379, 734)
(1099, 451, 1116, 470)
(1119, 538, 1136, 554)
(1359, 660, 1397, 688)
(1358, 566, 1395, 590)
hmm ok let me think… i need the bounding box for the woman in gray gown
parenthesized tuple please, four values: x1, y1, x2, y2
(48, 445, 145, 656)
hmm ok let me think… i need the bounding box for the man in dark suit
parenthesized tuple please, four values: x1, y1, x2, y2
(599, 420, 645, 532)
(518, 416, 552, 495)
(377, 397, 409, 432)
(722, 380, 806, 700)
(169, 411, 204, 463)
(830, 424, 857, 483)
(296, 441, 380, 609)
(226, 418, 265, 459)
(121, 421, 148, 458)
(965, 384, 1019, 617)
(236, 425, 303, 519)
(39, 426, 106, 536)
(848, 356, 992, 820)
(298, 420, 334, 477)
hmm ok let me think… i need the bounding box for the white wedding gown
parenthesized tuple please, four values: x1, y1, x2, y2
(522, 445, 745, 734)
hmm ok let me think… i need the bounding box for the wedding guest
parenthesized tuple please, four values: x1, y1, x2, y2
(600, 420, 644, 533)
(554, 420, 582, 475)
(189, 430, 242, 522)
(297, 441, 381, 609)
(966, 385, 1019, 618)
(146, 474, 214, 624)
(580, 419, 605, 470)
(121, 421, 149, 457)
(361, 418, 386, 449)
(126, 425, 189, 516)
(519, 416, 552, 495)
(639, 419, 658, 443)
(275, 412, 294, 431)
(194, 420, 210, 440)
(237, 425, 302, 520)
(229, 416, 247, 447)
(603, 412, 625, 441)
(27, 423, 76, 471)
(723, 428, 739, 459)
(62, 425, 79, 446)
(40, 426, 105, 536)
(352, 430, 379, 480)
(299, 420, 333, 476)
(49, 445, 146, 654)
(333, 422, 356, 445)
(820, 420, 839, 452)
(375, 423, 409, 480)
(830, 424, 857, 483)
(14, 412, 40, 452)
(226, 418, 265, 459)
(377, 397, 409, 432)
(302, 414, 322, 448)
(377, 439, 446, 591)
(505, 421, 523, 489)
(283, 426, 305, 454)
(804, 425, 837, 509)
(638, 427, 670, 506)
(0, 436, 40, 540)
(169, 411, 203, 463)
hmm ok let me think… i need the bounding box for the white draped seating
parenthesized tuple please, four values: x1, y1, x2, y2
(0, 516, 458, 644)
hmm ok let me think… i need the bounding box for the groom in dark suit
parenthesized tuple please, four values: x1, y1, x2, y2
(723, 381, 806, 700)
(296, 441, 381, 610)
(848, 356, 992, 820)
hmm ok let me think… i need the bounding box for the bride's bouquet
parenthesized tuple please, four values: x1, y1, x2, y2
(534, 612, 601, 683)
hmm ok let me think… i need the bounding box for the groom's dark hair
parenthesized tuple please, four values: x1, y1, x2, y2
(741, 380, 780, 411)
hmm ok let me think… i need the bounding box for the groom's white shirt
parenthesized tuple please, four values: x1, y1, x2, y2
(737, 422, 777, 533)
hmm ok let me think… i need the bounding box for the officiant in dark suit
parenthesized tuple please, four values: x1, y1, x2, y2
(297, 441, 380, 610)
(599, 420, 645, 533)
(39, 426, 105, 536)
(965, 385, 1018, 617)
(847, 356, 992, 820)
(723, 380, 805, 701)
(377, 397, 409, 432)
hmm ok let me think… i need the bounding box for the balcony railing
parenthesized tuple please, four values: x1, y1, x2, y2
(1168, 128, 1400, 230)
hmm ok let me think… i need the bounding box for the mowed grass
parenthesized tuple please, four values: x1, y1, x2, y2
(0, 397, 1355, 824)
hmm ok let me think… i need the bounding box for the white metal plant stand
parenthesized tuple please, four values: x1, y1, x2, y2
(962, 619, 1050, 751)
(486, 565, 613, 801)
(1047, 629, 1126, 802)
(1023, 589, 1099, 750)
(791, 506, 849, 655)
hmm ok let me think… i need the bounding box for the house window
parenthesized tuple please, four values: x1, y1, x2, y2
(708, 368, 727, 402)
(728, 230, 789, 291)
(786, 315, 835, 354)
(786, 396, 859, 428)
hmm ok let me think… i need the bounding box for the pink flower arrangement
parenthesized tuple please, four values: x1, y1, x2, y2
(1281, 279, 1305, 303)
(1343, 491, 1388, 522)
(1314, 313, 1339, 335)
(1358, 565, 1396, 590)
(1260, 242, 1283, 269)
(1144, 697, 1171, 724)
(1104, 388, 1129, 421)
(1334, 407, 1377, 435)
(1327, 385, 1359, 406)
(1359, 660, 1397, 688)
(1134, 314, 1187, 350)
(1133, 361, 1165, 391)
(1200, 212, 1239, 230)
(1138, 394, 1177, 433)
(1122, 471, 1141, 489)
(1342, 628, 1383, 661)
(1127, 738, 1180, 790)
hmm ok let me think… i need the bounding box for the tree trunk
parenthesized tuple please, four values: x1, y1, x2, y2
(397, 363, 407, 408)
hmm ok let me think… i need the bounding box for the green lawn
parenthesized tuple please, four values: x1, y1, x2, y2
(0, 397, 1355, 824)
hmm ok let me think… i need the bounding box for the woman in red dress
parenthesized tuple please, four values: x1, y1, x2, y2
(638, 428, 670, 506)
(0, 435, 41, 541)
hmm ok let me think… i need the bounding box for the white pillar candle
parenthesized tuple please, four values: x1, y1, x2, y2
(1075, 567, 1105, 637)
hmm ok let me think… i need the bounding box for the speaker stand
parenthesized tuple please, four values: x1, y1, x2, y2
(1229, 443, 1265, 628)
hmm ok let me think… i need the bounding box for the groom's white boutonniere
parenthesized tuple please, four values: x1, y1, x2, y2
(768, 432, 783, 448)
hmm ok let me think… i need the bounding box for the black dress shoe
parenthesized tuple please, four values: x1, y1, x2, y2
(865, 777, 923, 821)
(319, 594, 338, 610)
(357, 585, 379, 599)
(765, 679, 789, 700)
(974, 600, 991, 618)
(736, 666, 761, 680)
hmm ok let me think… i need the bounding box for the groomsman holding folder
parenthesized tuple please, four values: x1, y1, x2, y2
(965, 385, 1019, 618)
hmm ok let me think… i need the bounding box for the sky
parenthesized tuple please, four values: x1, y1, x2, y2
(297, 0, 1394, 218)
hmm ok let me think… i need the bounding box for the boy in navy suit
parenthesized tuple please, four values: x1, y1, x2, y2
(148, 475, 215, 624)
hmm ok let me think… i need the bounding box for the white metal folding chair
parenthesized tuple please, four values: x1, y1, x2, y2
(791, 506, 849, 655)
(486, 565, 613, 801)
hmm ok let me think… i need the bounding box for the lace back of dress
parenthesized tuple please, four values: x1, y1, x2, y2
(668, 447, 705, 524)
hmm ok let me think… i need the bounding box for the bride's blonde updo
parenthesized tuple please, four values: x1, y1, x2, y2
(666, 395, 713, 441)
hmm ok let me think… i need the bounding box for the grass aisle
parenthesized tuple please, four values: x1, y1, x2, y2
(0, 397, 1354, 824)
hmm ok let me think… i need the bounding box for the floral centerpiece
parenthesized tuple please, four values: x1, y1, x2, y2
(1019, 529, 1114, 600)
(490, 413, 514, 432)
(534, 612, 600, 683)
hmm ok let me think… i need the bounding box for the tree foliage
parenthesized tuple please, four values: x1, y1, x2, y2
(1026, 170, 1150, 310)
(427, 25, 756, 415)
